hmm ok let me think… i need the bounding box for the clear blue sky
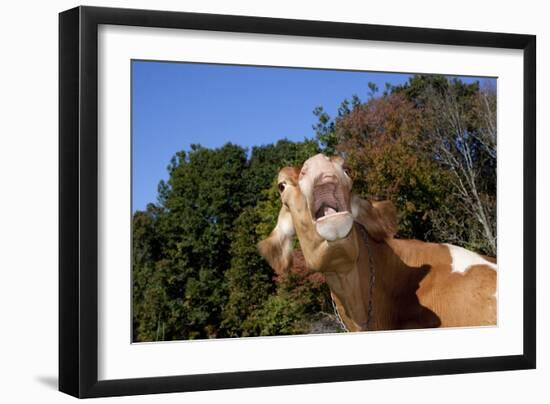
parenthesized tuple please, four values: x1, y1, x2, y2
(132, 60, 486, 211)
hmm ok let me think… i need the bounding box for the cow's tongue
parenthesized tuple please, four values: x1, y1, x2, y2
(324, 206, 337, 216)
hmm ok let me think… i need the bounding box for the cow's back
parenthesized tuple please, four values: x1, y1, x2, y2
(387, 240, 497, 328)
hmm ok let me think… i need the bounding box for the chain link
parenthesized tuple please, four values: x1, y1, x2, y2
(330, 224, 375, 332)
(358, 224, 375, 331)
(331, 297, 349, 332)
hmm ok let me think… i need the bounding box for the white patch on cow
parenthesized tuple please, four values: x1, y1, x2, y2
(445, 244, 497, 274)
(276, 209, 295, 239)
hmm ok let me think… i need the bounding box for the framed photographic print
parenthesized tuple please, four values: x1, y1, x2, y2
(59, 5, 536, 398)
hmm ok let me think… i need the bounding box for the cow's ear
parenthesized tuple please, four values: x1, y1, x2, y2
(257, 205, 296, 274)
(330, 155, 345, 167)
(351, 195, 398, 241)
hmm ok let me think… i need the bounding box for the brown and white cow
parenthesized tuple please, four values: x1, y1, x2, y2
(258, 153, 497, 331)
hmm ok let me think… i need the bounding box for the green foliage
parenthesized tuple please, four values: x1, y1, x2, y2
(221, 207, 274, 337)
(134, 144, 250, 340)
(312, 106, 337, 155)
(246, 270, 335, 336)
(367, 81, 379, 98)
(132, 204, 163, 341)
(254, 181, 283, 240)
(133, 139, 327, 341)
(243, 139, 320, 207)
(247, 294, 308, 336)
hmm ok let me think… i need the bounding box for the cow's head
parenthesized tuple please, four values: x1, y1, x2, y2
(258, 153, 397, 274)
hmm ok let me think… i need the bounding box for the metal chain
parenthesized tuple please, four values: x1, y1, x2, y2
(358, 224, 375, 331)
(330, 224, 375, 332)
(331, 297, 349, 332)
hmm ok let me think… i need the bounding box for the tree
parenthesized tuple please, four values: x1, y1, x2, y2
(243, 139, 320, 207)
(334, 93, 450, 240)
(367, 81, 379, 99)
(133, 139, 328, 340)
(134, 144, 249, 340)
(417, 78, 497, 254)
(132, 204, 163, 341)
(312, 106, 337, 155)
(221, 207, 274, 337)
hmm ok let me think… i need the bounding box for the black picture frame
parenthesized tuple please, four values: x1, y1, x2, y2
(59, 5, 536, 398)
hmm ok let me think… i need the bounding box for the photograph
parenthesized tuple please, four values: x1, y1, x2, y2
(131, 60, 498, 342)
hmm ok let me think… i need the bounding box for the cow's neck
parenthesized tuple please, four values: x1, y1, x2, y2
(323, 225, 412, 331)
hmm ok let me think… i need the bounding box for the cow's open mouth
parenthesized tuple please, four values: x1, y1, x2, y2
(312, 182, 349, 222)
(315, 204, 339, 219)
(310, 181, 353, 241)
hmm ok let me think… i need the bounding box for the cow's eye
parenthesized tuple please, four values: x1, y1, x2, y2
(278, 182, 286, 193)
(343, 166, 352, 178)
